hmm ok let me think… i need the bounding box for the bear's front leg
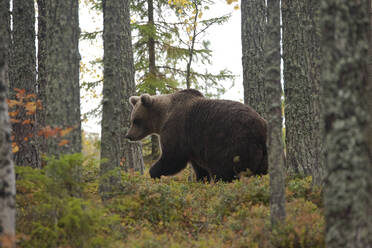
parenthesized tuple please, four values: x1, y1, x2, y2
(149, 154, 188, 179)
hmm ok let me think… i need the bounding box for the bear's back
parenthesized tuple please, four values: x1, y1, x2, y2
(186, 98, 266, 137)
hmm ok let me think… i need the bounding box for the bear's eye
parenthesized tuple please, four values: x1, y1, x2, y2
(133, 119, 141, 126)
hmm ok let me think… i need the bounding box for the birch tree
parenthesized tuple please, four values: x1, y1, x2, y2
(0, 0, 16, 245)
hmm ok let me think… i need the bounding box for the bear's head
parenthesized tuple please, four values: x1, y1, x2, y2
(126, 94, 166, 141)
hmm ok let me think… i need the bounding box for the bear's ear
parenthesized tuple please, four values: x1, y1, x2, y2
(141, 94, 153, 108)
(129, 96, 140, 107)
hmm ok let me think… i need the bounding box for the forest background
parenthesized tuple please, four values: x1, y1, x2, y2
(0, 0, 371, 247)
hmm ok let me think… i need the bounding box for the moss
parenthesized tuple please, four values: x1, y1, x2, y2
(16, 154, 325, 247)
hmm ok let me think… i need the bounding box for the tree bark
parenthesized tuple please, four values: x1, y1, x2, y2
(9, 0, 40, 168)
(368, 0, 372, 164)
(264, 0, 286, 226)
(241, 0, 266, 118)
(44, 0, 82, 156)
(282, 0, 323, 185)
(100, 0, 144, 198)
(36, 0, 47, 160)
(321, 0, 372, 247)
(147, 0, 160, 160)
(0, 0, 16, 244)
(185, 1, 198, 89)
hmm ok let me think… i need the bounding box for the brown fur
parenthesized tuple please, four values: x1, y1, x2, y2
(126, 89, 268, 182)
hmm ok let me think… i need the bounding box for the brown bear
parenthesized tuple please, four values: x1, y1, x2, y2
(126, 89, 268, 182)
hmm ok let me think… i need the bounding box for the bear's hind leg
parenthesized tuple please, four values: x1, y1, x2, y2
(190, 161, 211, 182)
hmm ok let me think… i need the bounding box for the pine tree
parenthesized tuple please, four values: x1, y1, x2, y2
(9, 0, 40, 167)
(43, 0, 82, 156)
(282, 0, 323, 185)
(321, 0, 372, 246)
(241, 0, 266, 117)
(99, 0, 144, 198)
(0, 0, 16, 244)
(36, 0, 47, 159)
(147, 0, 161, 160)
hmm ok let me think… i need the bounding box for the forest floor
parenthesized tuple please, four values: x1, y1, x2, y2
(15, 154, 324, 248)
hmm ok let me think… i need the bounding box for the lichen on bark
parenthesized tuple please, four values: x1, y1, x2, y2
(44, 0, 82, 156)
(241, 0, 266, 118)
(0, 0, 16, 243)
(282, 0, 323, 185)
(99, 0, 144, 198)
(321, 0, 372, 247)
(264, 0, 286, 226)
(9, 0, 40, 168)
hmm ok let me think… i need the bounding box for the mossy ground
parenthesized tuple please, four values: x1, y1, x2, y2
(16, 154, 324, 247)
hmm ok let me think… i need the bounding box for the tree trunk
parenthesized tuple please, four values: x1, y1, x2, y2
(282, 0, 323, 185)
(321, 0, 372, 247)
(147, 0, 160, 160)
(9, 0, 40, 168)
(185, 1, 198, 89)
(44, 0, 82, 156)
(241, 0, 266, 117)
(36, 0, 47, 161)
(0, 0, 16, 244)
(264, 0, 286, 226)
(368, 1, 372, 163)
(100, 0, 144, 198)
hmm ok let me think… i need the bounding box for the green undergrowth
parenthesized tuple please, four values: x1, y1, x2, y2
(16, 154, 324, 247)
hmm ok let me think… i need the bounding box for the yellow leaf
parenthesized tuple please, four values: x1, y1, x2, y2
(226, 0, 238, 4)
(7, 99, 22, 108)
(25, 93, 37, 99)
(60, 127, 74, 137)
(186, 25, 191, 33)
(10, 118, 21, 123)
(58, 139, 69, 146)
(25, 102, 37, 113)
(8, 111, 19, 117)
(22, 119, 32, 125)
(234, 4, 239, 10)
(12, 143, 19, 153)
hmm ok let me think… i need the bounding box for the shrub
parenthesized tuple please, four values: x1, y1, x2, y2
(16, 155, 325, 247)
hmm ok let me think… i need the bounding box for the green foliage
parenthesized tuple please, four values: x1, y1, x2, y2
(16, 155, 325, 247)
(16, 154, 120, 247)
(131, 0, 235, 97)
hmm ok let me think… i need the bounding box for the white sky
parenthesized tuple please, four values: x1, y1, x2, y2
(79, 0, 243, 133)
